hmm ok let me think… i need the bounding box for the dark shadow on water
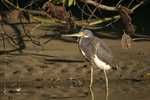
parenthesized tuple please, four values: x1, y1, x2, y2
(47, 96, 87, 99)
(45, 59, 85, 63)
(0, 51, 56, 58)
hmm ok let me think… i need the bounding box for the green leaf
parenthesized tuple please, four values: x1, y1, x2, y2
(53, 0, 76, 7)
(73, 0, 76, 5)
(68, 0, 74, 7)
(63, 0, 66, 3)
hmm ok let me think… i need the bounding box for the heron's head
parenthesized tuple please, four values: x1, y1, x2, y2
(62, 29, 94, 38)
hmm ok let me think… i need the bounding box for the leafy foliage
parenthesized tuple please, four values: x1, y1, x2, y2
(52, 0, 76, 7)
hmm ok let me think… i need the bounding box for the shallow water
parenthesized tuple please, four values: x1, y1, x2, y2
(0, 79, 150, 100)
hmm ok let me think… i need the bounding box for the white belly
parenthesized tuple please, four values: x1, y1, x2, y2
(91, 55, 111, 71)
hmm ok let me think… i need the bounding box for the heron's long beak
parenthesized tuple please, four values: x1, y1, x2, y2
(61, 32, 84, 37)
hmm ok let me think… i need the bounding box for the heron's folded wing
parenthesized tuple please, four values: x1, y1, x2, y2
(93, 38, 117, 68)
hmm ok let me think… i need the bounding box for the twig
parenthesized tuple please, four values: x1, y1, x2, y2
(9, 80, 20, 87)
(41, 26, 59, 37)
(18, 15, 41, 46)
(43, 31, 59, 45)
(29, 14, 55, 23)
(2, 0, 12, 11)
(30, 25, 59, 53)
(130, 0, 144, 11)
(132, 38, 150, 41)
(18, 15, 46, 53)
(89, 0, 145, 25)
(85, 2, 100, 20)
(23, 0, 38, 10)
(80, 26, 85, 30)
(82, 1, 87, 21)
(4, 0, 21, 10)
(128, 0, 135, 8)
(89, 15, 120, 25)
(80, 0, 116, 11)
(30, 22, 44, 34)
(116, 0, 123, 8)
(110, 18, 122, 31)
(32, 42, 44, 53)
(88, 0, 103, 21)
(76, 1, 91, 17)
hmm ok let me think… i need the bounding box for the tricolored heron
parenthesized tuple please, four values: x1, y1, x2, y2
(62, 29, 118, 88)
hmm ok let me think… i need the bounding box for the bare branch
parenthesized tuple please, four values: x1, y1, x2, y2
(132, 38, 150, 41)
(88, 0, 104, 21)
(86, 2, 100, 20)
(89, 0, 145, 25)
(80, 0, 117, 11)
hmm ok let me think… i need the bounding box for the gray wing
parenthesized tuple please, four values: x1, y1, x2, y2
(80, 36, 117, 69)
(93, 37, 117, 69)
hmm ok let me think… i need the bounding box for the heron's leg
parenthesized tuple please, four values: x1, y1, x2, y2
(89, 67, 94, 100)
(103, 68, 109, 100)
(90, 67, 93, 88)
(89, 85, 94, 100)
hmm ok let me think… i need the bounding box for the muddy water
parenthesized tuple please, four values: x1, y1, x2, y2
(0, 79, 150, 100)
